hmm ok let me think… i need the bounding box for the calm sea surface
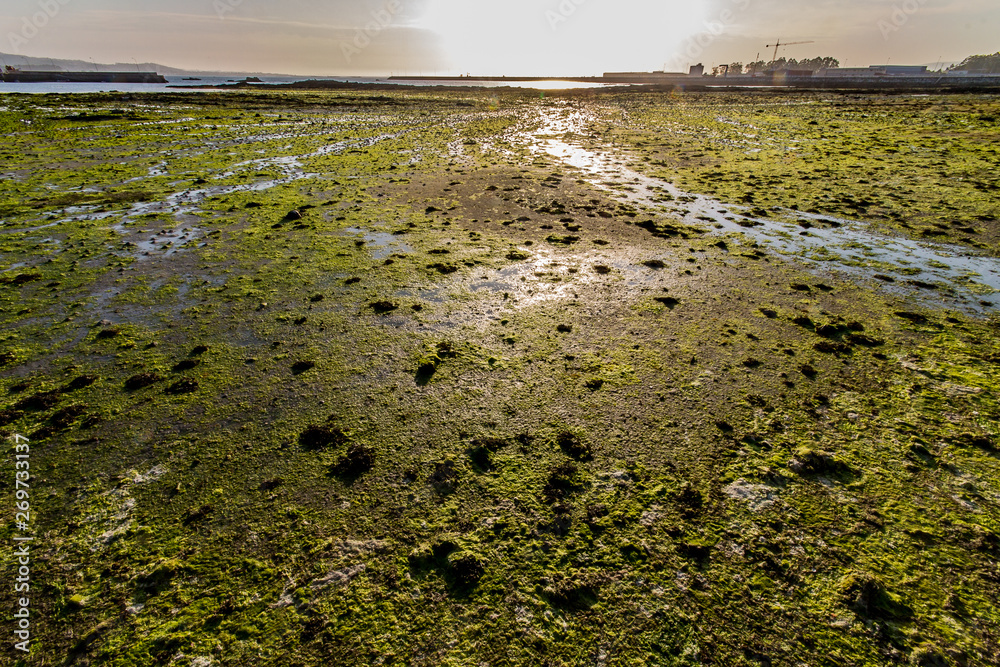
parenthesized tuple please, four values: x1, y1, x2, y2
(0, 75, 615, 94)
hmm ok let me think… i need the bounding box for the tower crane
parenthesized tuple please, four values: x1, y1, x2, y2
(765, 39, 815, 63)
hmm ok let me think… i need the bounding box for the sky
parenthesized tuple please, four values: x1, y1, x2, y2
(0, 0, 997, 75)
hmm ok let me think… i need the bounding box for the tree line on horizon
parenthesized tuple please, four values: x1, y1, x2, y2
(711, 57, 840, 76)
(710, 51, 1000, 76)
(949, 52, 1000, 73)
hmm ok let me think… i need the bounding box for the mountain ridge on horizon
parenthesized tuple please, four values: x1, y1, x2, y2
(0, 52, 299, 78)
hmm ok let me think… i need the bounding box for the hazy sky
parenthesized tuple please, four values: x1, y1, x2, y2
(1, 0, 997, 75)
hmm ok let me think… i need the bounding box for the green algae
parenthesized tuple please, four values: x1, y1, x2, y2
(0, 89, 998, 667)
(601, 92, 1000, 254)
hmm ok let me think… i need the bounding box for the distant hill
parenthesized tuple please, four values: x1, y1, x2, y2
(0, 52, 292, 77)
(949, 52, 1000, 74)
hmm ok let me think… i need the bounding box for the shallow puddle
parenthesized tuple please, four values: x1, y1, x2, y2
(344, 226, 413, 260)
(528, 106, 1000, 314)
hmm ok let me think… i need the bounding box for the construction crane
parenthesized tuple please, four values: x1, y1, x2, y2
(765, 39, 815, 63)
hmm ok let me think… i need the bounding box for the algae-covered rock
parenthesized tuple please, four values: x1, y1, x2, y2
(165, 379, 199, 395)
(556, 430, 591, 460)
(542, 573, 600, 610)
(789, 448, 853, 478)
(136, 559, 186, 595)
(955, 431, 996, 452)
(331, 443, 375, 478)
(839, 572, 912, 620)
(446, 551, 486, 587)
(408, 542, 435, 569)
(124, 372, 163, 391)
(909, 646, 949, 667)
(543, 462, 588, 501)
(430, 459, 459, 493)
(299, 424, 348, 450)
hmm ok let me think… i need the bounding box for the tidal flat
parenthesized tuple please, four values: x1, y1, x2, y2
(1, 88, 999, 666)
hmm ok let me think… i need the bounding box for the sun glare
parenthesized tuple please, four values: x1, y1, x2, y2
(418, 0, 710, 76)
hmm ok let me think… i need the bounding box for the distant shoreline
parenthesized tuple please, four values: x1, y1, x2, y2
(169, 74, 1000, 94)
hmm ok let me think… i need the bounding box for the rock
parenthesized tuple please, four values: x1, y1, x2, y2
(814, 341, 852, 354)
(655, 297, 680, 308)
(258, 478, 284, 491)
(0, 409, 25, 427)
(408, 543, 435, 568)
(542, 574, 599, 610)
(557, 431, 591, 460)
(467, 444, 494, 471)
(49, 404, 88, 429)
(332, 443, 375, 477)
(447, 552, 485, 586)
(909, 647, 949, 667)
(291, 360, 315, 374)
(284, 210, 303, 221)
(173, 359, 200, 372)
(0, 272, 42, 286)
(545, 234, 580, 245)
(431, 459, 459, 493)
(788, 448, 852, 478)
(124, 373, 162, 391)
(956, 432, 996, 452)
(299, 425, 348, 450)
(165, 379, 199, 395)
(66, 375, 99, 391)
(543, 462, 585, 500)
(839, 573, 912, 619)
(676, 482, 704, 515)
(846, 333, 884, 347)
(895, 311, 929, 324)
